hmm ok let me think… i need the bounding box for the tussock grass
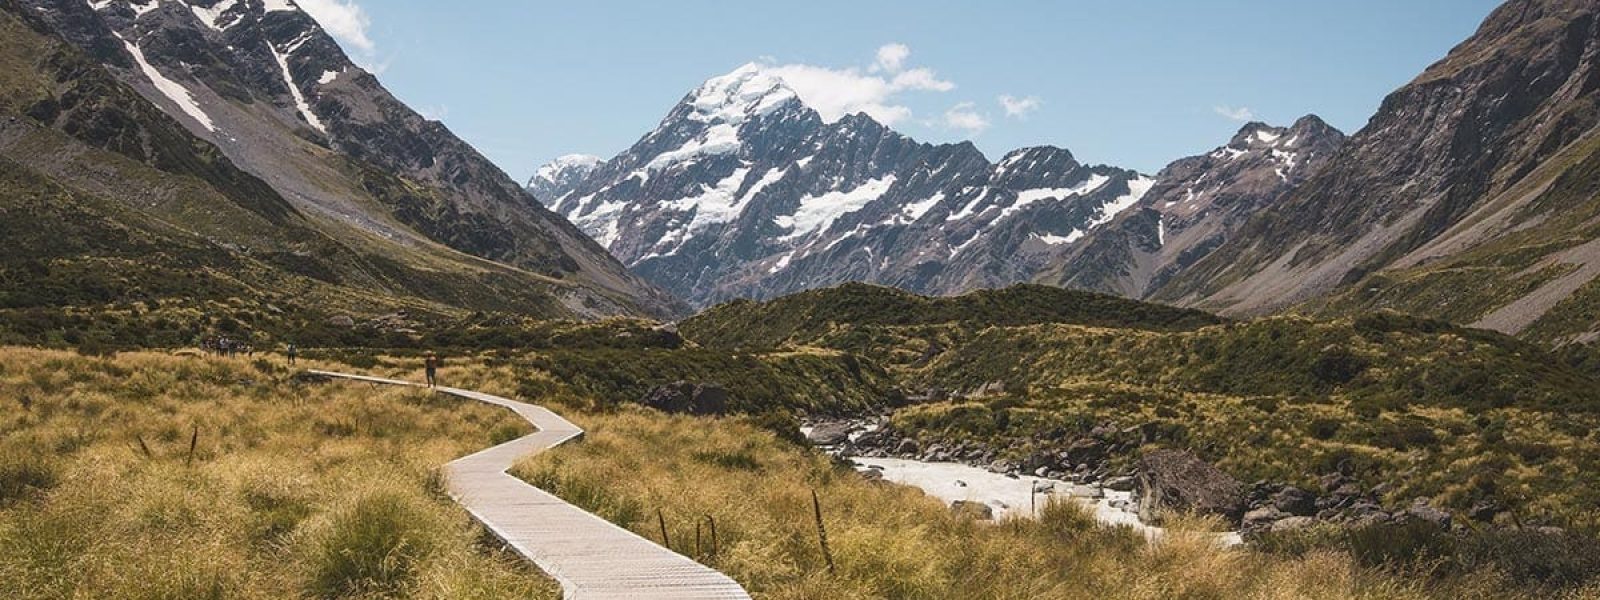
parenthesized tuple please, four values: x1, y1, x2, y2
(512, 409, 1555, 599)
(0, 347, 556, 599)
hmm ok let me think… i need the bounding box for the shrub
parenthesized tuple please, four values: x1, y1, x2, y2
(0, 450, 57, 504)
(309, 491, 437, 598)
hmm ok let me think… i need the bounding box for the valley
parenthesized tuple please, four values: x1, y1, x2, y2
(3, 0, 1600, 598)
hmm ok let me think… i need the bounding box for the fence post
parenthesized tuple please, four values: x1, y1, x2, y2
(812, 489, 835, 574)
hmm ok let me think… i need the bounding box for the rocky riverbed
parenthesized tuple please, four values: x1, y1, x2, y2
(802, 415, 1481, 542)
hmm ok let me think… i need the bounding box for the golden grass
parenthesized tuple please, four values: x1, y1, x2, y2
(0, 347, 557, 599)
(510, 409, 1564, 600)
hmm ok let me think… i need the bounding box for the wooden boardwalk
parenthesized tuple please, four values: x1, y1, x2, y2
(311, 371, 752, 600)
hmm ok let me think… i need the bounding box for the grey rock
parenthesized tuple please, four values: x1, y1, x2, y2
(1273, 486, 1318, 516)
(951, 501, 994, 520)
(1103, 475, 1136, 491)
(641, 382, 731, 416)
(1270, 516, 1318, 533)
(1135, 449, 1246, 525)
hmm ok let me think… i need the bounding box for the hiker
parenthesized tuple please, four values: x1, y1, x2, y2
(286, 343, 297, 365)
(424, 351, 440, 388)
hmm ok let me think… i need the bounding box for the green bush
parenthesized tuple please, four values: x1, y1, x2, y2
(309, 492, 436, 598)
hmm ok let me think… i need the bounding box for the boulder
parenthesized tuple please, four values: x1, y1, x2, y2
(1270, 516, 1318, 533)
(894, 438, 920, 455)
(1243, 507, 1288, 533)
(1404, 498, 1452, 528)
(1103, 475, 1136, 491)
(1135, 449, 1246, 525)
(805, 422, 852, 445)
(639, 381, 731, 416)
(951, 500, 994, 520)
(1064, 438, 1107, 465)
(326, 315, 356, 328)
(1273, 486, 1318, 516)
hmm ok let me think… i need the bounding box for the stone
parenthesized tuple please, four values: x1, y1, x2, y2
(1468, 500, 1500, 523)
(859, 469, 884, 482)
(1405, 498, 1452, 528)
(1273, 486, 1318, 516)
(805, 422, 852, 445)
(952, 500, 994, 520)
(1103, 475, 1136, 491)
(326, 315, 356, 328)
(641, 381, 731, 416)
(1243, 507, 1288, 533)
(1064, 438, 1107, 465)
(894, 438, 920, 455)
(1270, 516, 1318, 533)
(1134, 449, 1246, 525)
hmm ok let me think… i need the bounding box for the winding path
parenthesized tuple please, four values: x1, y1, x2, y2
(311, 371, 751, 600)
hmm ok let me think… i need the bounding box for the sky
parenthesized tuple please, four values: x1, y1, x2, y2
(300, 0, 1502, 179)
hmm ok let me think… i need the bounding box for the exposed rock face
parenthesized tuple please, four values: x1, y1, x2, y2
(639, 381, 730, 415)
(1149, 0, 1600, 343)
(1135, 449, 1246, 525)
(13, 0, 683, 319)
(1037, 116, 1346, 298)
(545, 63, 1153, 308)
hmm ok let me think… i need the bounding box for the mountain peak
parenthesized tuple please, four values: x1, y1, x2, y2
(527, 154, 604, 206)
(684, 63, 800, 125)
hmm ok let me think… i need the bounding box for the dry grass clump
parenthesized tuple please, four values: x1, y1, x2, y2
(0, 347, 555, 599)
(514, 409, 1560, 599)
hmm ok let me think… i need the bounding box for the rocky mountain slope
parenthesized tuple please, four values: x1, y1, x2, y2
(540, 64, 1155, 308)
(7, 0, 682, 320)
(1036, 116, 1346, 298)
(1149, 0, 1600, 344)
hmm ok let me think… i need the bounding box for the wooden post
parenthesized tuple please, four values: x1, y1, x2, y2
(135, 435, 153, 459)
(695, 521, 703, 559)
(186, 426, 198, 466)
(657, 508, 672, 550)
(812, 489, 835, 574)
(707, 515, 720, 560)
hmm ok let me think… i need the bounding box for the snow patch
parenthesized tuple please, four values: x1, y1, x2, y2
(1254, 129, 1281, 144)
(115, 33, 216, 132)
(267, 39, 327, 134)
(188, 0, 240, 30)
(646, 123, 739, 171)
(775, 175, 897, 240)
(661, 167, 753, 233)
(317, 69, 341, 85)
(900, 192, 945, 222)
(129, 0, 160, 17)
(262, 0, 297, 12)
(1002, 174, 1111, 221)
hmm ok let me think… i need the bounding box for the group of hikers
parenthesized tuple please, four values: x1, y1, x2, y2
(200, 336, 255, 358)
(197, 337, 440, 387)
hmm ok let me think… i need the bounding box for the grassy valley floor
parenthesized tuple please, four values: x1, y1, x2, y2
(0, 348, 557, 600)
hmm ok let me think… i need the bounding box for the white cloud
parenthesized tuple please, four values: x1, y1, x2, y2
(762, 45, 955, 126)
(941, 102, 989, 135)
(872, 43, 910, 73)
(296, 0, 375, 54)
(998, 94, 1042, 118)
(1213, 105, 1256, 122)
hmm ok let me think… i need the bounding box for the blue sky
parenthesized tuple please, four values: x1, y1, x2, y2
(305, 0, 1501, 178)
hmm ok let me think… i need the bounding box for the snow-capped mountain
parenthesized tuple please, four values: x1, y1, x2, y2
(16, 0, 683, 318)
(527, 154, 602, 205)
(546, 63, 1154, 307)
(1037, 116, 1347, 297)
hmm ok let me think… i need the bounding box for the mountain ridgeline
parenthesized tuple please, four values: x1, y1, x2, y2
(533, 64, 1157, 309)
(0, 0, 684, 339)
(537, 0, 1600, 346)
